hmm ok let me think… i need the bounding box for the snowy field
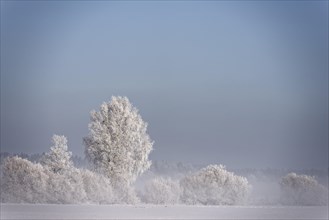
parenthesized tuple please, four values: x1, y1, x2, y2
(1, 204, 328, 219)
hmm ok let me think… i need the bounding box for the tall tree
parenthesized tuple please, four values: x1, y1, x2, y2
(84, 96, 153, 186)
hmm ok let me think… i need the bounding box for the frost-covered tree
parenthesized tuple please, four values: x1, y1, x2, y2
(1, 156, 48, 203)
(180, 164, 250, 205)
(37, 135, 87, 203)
(280, 173, 328, 206)
(143, 177, 181, 204)
(0, 133, 119, 204)
(40, 135, 73, 174)
(80, 169, 114, 204)
(0, 155, 88, 204)
(84, 96, 153, 187)
(46, 167, 87, 204)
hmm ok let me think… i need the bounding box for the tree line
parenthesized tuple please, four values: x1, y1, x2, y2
(1, 96, 327, 205)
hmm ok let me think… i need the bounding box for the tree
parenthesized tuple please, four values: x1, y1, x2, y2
(280, 173, 328, 205)
(143, 177, 181, 204)
(1, 156, 48, 203)
(40, 135, 73, 174)
(0, 156, 115, 204)
(180, 164, 250, 205)
(1, 134, 120, 204)
(84, 96, 153, 187)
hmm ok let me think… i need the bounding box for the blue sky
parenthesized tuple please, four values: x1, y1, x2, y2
(1, 1, 328, 169)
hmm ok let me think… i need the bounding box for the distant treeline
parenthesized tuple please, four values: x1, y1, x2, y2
(0, 152, 327, 179)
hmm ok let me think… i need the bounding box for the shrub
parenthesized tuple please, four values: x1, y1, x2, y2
(280, 173, 328, 205)
(1, 156, 48, 203)
(180, 164, 250, 205)
(80, 169, 114, 204)
(143, 177, 181, 204)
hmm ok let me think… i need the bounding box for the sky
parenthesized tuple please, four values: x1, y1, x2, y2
(1, 1, 328, 169)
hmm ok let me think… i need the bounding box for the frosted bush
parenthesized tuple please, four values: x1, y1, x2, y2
(143, 177, 181, 204)
(80, 169, 115, 204)
(1, 156, 48, 203)
(0, 134, 117, 204)
(0, 156, 119, 204)
(46, 168, 87, 204)
(280, 173, 328, 206)
(39, 135, 87, 203)
(180, 164, 250, 205)
(113, 184, 140, 204)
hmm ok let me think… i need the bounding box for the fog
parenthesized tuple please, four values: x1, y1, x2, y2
(1, 152, 328, 206)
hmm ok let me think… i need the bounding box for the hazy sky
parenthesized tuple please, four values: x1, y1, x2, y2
(1, 1, 328, 169)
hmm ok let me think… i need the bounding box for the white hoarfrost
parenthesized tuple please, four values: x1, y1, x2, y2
(280, 172, 328, 206)
(180, 165, 250, 205)
(40, 135, 73, 174)
(143, 177, 181, 204)
(2, 96, 327, 208)
(45, 168, 87, 204)
(83, 96, 153, 188)
(0, 156, 48, 203)
(80, 169, 114, 204)
(0, 136, 115, 204)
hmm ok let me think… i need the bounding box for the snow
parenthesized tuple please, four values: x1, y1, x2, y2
(1, 204, 327, 219)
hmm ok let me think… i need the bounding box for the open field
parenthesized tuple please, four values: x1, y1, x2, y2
(1, 204, 328, 219)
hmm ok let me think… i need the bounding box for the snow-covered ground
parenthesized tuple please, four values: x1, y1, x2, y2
(1, 204, 328, 219)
